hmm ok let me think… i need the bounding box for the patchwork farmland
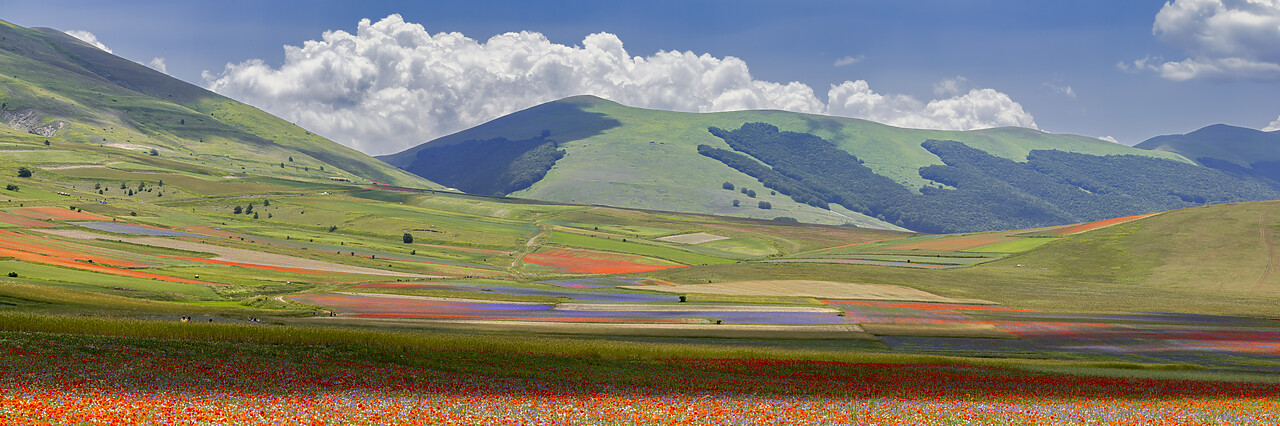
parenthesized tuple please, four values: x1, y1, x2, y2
(1, 102, 1279, 422)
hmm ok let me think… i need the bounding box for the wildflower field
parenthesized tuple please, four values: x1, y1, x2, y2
(3, 330, 1279, 425)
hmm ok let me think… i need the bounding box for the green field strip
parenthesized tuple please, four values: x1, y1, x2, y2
(963, 238, 1057, 254)
(0, 260, 219, 298)
(546, 232, 734, 265)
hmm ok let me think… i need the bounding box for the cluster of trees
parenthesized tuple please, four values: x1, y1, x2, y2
(697, 144, 830, 209)
(702, 123, 1280, 233)
(406, 134, 566, 196)
(232, 200, 272, 219)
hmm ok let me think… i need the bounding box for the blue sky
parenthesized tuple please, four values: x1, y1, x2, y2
(5, 0, 1279, 154)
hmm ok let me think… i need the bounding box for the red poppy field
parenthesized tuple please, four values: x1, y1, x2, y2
(3, 331, 1278, 425)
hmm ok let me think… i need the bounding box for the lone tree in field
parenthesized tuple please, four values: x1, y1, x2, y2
(233, 206, 243, 214)
(16, 167, 31, 178)
(403, 233, 414, 244)
(758, 201, 772, 209)
(732, 199, 740, 207)
(722, 182, 734, 190)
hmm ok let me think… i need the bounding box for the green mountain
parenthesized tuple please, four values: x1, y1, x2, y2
(1137, 124, 1280, 183)
(382, 95, 1277, 233)
(0, 20, 433, 187)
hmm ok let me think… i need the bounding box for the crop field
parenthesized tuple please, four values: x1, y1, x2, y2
(524, 246, 685, 273)
(1035, 213, 1159, 236)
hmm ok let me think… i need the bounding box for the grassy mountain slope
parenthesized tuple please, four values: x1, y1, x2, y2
(0, 20, 433, 188)
(383, 96, 1211, 231)
(1137, 124, 1280, 166)
(973, 201, 1280, 313)
(1137, 124, 1280, 182)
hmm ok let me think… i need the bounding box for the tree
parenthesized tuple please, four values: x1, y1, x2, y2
(262, 199, 270, 206)
(732, 199, 740, 207)
(253, 212, 259, 219)
(5, 184, 17, 191)
(288, 156, 294, 162)
(722, 182, 734, 190)
(16, 167, 31, 178)
(233, 206, 243, 214)
(149, 148, 158, 156)
(758, 201, 772, 209)
(402, 233, 414, 244)
(244, 204, 254, 214)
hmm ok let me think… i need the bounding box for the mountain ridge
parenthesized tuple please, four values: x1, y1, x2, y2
(382, 95, 1278, 233)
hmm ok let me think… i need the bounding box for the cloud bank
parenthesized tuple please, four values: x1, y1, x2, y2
(1265, 115, 1280, 131)
(204, 14, 1037, 155)
(1128, 0, 1280, 81)
(65, 30, 112, 53)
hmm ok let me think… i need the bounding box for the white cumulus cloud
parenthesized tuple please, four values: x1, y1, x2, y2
(204, 14, 1037, 155)
(1133, 0, 1280, 81)
(1264, 115, 1280, 131)
(65, 30, 112, 54)
(833, 55, 864, 67)
(1098, 135, 1120, 143)
(933, 76, 968, 96)
(146, 57, 168, 74)
(1044, 82, 1076, 98)
(827, 80, 1037, 131)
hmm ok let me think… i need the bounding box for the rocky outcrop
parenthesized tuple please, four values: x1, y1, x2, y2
(0, 107, 65, 136)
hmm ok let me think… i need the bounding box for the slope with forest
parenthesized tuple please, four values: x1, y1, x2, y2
(383, 95, 1279, 233)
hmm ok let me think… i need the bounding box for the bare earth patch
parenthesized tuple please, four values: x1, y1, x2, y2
(340, 292, 547, 305)
(622, 280, 994, 304)
(656, 232, 729, 244)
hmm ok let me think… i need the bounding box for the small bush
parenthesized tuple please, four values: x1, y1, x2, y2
(722, 182, 734, 190)
(6, 272, 15, 277)
(4, 184, 17, 191)
(403, 233, 414, 244)
(732, 200, 740, 207)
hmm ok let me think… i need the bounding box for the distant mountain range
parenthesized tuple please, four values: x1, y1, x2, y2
(0, 20, 432, 187)
(382, 96, 1280, 233)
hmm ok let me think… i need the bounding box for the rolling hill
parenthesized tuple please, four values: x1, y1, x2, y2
(0, 19, 434, 188)
(1137, 123, 1280, 183)
(382, 95, 1279, 233)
